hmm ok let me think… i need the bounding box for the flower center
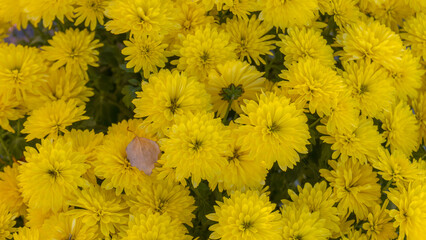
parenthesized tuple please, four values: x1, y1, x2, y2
(168, 98, 179, 114)
(227, 147, 241, 162)
(191, 139, 203, 151)
(242, 220, 252, 230)
(47, 168, 61, 179)
(267, 122, 281, 133)
(155, 198, 167, 213)
(200, 50, 210, 63)
(359, 84, 368, 95)
(11, 69, 23, 83)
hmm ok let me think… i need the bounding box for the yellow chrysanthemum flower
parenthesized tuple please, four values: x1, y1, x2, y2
(21, 0, 74, 28)
(215, 125, 268, 192)
(236, 92, 310, 170)
(404, 0, 426, 12)
(224, 16, 275, 65)
(63, 129, 103, 163)
(207, 190, 282, 240)
(123, 211, 191, 240)
(175, 24, 236, 81)
(207, 60, 265, 117)
(18, 139, 89, 213)
(0, 205, 16, 240)
(42, 28, 103, 78)
(126, 179, 196, 227)
(381, 101, 420, 156)
(25, 68, 94, 110)
(342, 60, 395, 118)
(335, 212, 355, 238)
(12, 227, 39, 240)
(40, 212, 98, 240)
(74, 0, 110, 31)
(258, 0, 319, 29)
(24, 207, 54, 229)
(320, 158, 381, 221)
(370, 148, 424, 185)
(95, 119, 156, 195)
(279, 58, 345, 116)
(122, 34, 170, 79)
(364, 0, 413, 32)
(283, 182, 340, 236)
(362, 200, 397, 240)
(62, 129, 104, 185)
(281, 203, 331, 240)
(0, 89, 25, 133)
(413, 92, 426, 144)
(401, 13, 426, 63)
(0, 44, 47, 101)
(0, 0, 32, 29)
(335, 20, 404, 71)
(326, 0, 362, 28)
(67, 184, 129, 238)
(387, 181, 426, 240)
(21, 99, 89, 141)
(321, 90, 359, 134)
(389, 50, 424, 101)
(160, 112, 230, 187)
(318, 117, 384, 163)
(341, 228, 368, 240)
(277, 27, 335, 68)
(0, 164, 26, 216)
(133, 69, 212, 135)
(104, 0, 178, 36)
(216, 0, 259, 20)
(172, 0, 214, 37)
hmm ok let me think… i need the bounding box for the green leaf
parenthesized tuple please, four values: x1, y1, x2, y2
(121, 79, 141, 109)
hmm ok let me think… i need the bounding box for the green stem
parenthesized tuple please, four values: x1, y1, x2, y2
(0, 136, 10, 163)
(222, 99, 233, 125)
(309, 117, 321, 128)
(383, 179, 393, 192)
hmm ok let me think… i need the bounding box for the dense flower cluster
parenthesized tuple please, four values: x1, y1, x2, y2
(0, 0, 425, 239)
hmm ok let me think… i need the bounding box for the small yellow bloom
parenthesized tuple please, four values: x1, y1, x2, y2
(21, 0, 74, 28)
(362, 200, 397, 240)
(42, 28, 103, 78)
(387, 181, 426, 240)
(22, 99, 89, 141)
(382, 101, 420, 156)
(281, 203, 331, 240)
(225, 16, 275, 65)
(236, 92, 310, 170)
(207, 60, 265, 117)
(122, 34, 170, 78)
(123, 211, 191, 240)
(67, 184, 129, 238)
(74, 0, 110, 30)
(207, 190, 282, 240)
(318, 117, 384, 163)
(258, 0, 319, 29)
(18, 139, 90, 213)
(335, 20, 404, 71)
(105, 0, 178, 36)
(0, 164, 26, 216)
(370, 148, 424, 185)
(277, 27, 335, 68)
(160, 112, 230, 187)
(320, 158, 381, 221)
(175, 24, 236, 81)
